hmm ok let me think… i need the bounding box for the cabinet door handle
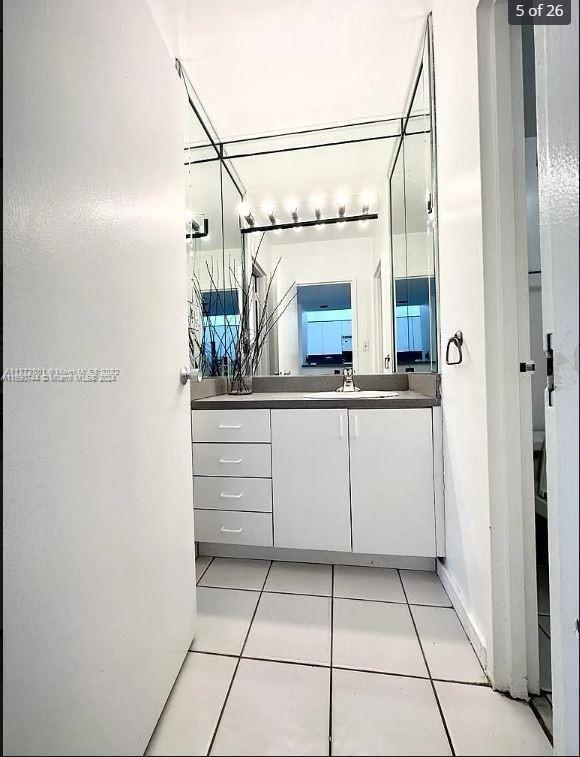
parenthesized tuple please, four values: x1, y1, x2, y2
(219, 458, 242, 464)
(220, 492, 244, 499)
(339, 414, 345, 438)
(353, 414, 359, 439)
(218, 423, 242, 429)
(220, 526, 243, 533)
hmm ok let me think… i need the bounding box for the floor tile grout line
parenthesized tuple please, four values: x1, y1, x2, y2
(143, 640, 196, 755)
(205, 560, 273, 757)
(398, 569, 456, 757)
(195, 555, 215, 585)
(191, 648, 493, 688)
(196, 582, 451, 609)
(329, 565, 334, 756)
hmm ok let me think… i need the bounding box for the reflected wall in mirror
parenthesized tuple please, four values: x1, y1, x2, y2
(234, 136, 391, 377)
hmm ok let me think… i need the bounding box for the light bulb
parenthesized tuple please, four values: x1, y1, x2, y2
(336, 192, 348, 218)
(361, 191, 374, 215)
(262, 199, 276, 223)
(284, 198, 298, 214)
(311, 194, 323, 211)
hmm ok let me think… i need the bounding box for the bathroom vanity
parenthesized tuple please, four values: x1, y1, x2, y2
(185, 21, 443, 565)
(191, 384, 443, 561)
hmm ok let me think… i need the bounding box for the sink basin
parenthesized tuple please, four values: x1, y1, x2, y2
(301, 390, 400, 399)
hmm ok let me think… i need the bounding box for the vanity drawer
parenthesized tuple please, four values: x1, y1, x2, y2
(194, 476, 272, 512)
(192, 409, 271, 443)
(193, 443, 271, 478)
(194, 509, 273, 546)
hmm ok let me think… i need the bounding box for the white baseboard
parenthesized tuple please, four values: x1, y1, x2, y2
(198, 543, 436, 571)
(437, 560, 488, 673)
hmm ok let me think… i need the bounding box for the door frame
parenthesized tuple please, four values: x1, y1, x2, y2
(372, 261, 387, 372)
(477, 6, 579, 753)
(476, 0, 539, 700)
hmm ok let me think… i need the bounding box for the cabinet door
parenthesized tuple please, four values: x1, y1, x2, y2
(349, 409, 435, 557)
(271, 409, 351, 551)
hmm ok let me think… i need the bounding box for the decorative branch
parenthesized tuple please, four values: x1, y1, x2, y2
(188, 231, 295, 391)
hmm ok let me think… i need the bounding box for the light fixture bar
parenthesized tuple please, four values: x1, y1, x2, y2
(240, 213, 378, 234)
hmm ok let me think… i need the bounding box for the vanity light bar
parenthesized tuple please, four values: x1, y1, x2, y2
(240, 212, 378, 234)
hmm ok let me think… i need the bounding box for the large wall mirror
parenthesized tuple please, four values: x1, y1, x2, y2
(182, 16, 438, 380)
(389, 21, 439, 373)
(183, 66, 246, 378)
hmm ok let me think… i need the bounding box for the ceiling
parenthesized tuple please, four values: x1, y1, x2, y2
(297, 282, 351, 311)
(149, 0, 431, 140)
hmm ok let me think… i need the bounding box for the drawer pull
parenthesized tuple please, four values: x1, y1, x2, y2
(219, 457, 243, 464)
(220, 526, 243, 534)
(218, 423, 242, 429)
(220, 492, 244, 499)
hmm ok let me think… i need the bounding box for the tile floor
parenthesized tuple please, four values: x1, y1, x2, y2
(146, 557, 553, 756)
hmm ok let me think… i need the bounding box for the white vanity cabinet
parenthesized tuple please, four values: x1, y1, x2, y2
(271, 409, 351, 551)
(192, 409, 274, 547)
(192, 404, 440, 558)
(349, 409, 436, 557)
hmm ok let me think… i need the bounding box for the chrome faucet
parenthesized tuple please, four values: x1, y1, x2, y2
(336, 367, 361, 392)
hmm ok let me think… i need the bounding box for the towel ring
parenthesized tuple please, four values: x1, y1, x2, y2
(445, 331, 464, 365)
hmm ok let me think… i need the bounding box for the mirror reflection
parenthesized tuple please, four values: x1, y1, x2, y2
(390, 37, 438, 373)
(184, 19, 438, 379)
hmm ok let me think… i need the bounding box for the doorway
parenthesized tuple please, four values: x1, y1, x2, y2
(521, 20, 552, 725)
(476, 3, 578, 753)
(296, 282, 353, 374)
(373, 262, 388, 372)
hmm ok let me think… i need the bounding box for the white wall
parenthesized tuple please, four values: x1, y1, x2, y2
(392, 232, 434, 278)
(3, 1, 195, 754)
(271, 236, 375, 375)
(432, 0, 493, 660)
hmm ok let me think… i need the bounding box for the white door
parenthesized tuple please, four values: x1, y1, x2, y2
(3, 3, 195, 755)
(271, 409, 351, 551)
(349, 409, 435, 556)
(534, 17, 579, 756)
